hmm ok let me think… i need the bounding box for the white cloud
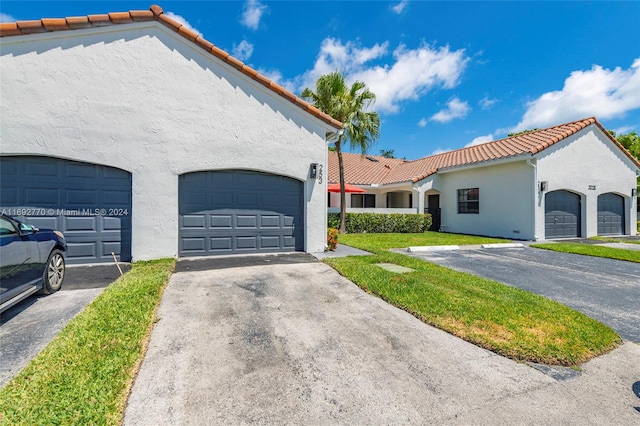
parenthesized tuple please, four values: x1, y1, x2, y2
(165, 12, 202, 37)
(241, 0, 267, 30)
(511, 58, 640, 132)
(479, 96, 497, 110)
(418, 118, 428, 127)
(391, 1, 409, 14)
(465, 134, 494, 147)
(294, 38, 469, 114)
(430, 97, 471, 123)
(430, 147, 452, 156)
(0, 13, 16, 23)
(232, 40, 254, 61)
(611, 125, 635, 136)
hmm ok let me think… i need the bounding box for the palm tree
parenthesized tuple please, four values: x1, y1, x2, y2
(301, 72, 380, 233)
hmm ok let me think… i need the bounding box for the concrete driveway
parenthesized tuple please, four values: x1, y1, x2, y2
(124, 254, 640, 425)
(402, 246, 640, 342)
(0, 263, 128, 388)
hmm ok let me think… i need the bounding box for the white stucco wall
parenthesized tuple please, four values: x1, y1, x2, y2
(536, 126, 638, 238)
(0, 22, 333, 259)
(419, 159, 536, 240)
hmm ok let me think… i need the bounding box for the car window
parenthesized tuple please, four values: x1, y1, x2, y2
(0, 217, 18, 236)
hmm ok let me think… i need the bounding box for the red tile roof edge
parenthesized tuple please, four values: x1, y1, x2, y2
(0, 4, 343, 130)
(329, 117, 640, 186)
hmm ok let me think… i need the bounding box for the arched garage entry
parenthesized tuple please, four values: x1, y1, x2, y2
(0, 156, 132, 263)
(597, 193, 624, 236)
(178, 170, 304, 256)
(545, 190, 581, 238)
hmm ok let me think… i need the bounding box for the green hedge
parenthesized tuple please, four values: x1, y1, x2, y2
(328, 212, 432, 233)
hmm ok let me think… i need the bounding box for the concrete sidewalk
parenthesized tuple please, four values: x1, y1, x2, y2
(124, 259, 640, 425)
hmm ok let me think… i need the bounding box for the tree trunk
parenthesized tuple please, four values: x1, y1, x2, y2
(336, 139, 347, 234)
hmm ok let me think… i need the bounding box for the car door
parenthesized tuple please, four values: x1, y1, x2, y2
(0, 217, 40, 304)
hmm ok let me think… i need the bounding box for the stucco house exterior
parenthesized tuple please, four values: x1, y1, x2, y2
(0, 5, 341, 264)
(328, 117, 640, 240)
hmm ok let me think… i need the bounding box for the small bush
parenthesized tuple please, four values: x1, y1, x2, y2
(327, 212, 432, 233)
(327, 228, 339, 251)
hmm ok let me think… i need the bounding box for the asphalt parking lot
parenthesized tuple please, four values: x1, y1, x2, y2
(0, 263, 129, 388)
(403, 246, 640, 342)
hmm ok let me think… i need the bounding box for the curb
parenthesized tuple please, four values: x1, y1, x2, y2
(480, 243, 525, 249)
(407, 245, 460, 253)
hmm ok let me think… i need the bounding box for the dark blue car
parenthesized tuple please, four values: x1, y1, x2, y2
(0, 214, 67, 313)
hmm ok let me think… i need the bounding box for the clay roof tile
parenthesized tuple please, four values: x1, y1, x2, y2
(329, 116, 640, 185)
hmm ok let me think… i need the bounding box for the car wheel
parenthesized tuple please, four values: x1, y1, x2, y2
(39, 249, 65, 295)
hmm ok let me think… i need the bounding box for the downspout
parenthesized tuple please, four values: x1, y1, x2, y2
(526, 157, 537, 240)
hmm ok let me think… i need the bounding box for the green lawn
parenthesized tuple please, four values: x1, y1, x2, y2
(591, 236, 640, 245)
(328, 233, 620, 366)
(0, 259, 176, 426)
(338, 231, 510, 251)
(531, 243, 640, 263)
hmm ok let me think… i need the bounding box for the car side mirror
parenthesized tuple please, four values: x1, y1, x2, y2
(19, 223, 38, 234)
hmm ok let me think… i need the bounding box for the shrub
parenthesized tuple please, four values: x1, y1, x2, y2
(327, 228, 339, 251)
(327, 212, 432, 233)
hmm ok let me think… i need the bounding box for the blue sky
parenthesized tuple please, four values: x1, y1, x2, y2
(2, 1, 639, 160)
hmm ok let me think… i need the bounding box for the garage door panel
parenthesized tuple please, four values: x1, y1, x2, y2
(0, 156, 132, 264)
(179, 170, 304, 256)
(260, 236, 280, 248)
(65, 216, 97, 231)
(66, 189, 97, 205)
(545, 190, 581, 238)
(236, 215, 257, 228)
(210, 215, 232, 228)
(237, 194, 258, 208)
(236, 236, 258, 250)
(25, 188, 59, 205)
(598, 193, 624, 235)
(182, 237, 207, 253)
(261, 216, 280, 228)
(26, 161, 57, 177)
(103, 190, 130, 204)
(68, 163, 97, 178)
(66, 242, 98, 260)
(182, 215, 206, 229)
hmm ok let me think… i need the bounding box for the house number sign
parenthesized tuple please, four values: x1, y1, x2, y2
(317, 164, 323, 184)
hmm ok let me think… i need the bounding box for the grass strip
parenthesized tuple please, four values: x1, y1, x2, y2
(337, 231, 510, 251)
(329, 234, 620, 366)
(531, 243, 640, 263)
(0, 258, 176, 426)
(590, 236, 640, 245)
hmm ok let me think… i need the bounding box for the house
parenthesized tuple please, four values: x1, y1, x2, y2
(328, 117, 640, 240)
(0, 5, 340, 264)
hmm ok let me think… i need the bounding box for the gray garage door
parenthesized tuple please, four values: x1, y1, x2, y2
(0, 156, 132, 264)
(179, 170, 304, 256)
(598, 193, 624, 236)
(545, 190, 581, 238)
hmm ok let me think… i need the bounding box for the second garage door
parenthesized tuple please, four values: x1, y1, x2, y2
(545, 190, 581, 238)
(598, 193, 624, 236)
(179, 170, 304, 256)
(0, 156, 132, 264)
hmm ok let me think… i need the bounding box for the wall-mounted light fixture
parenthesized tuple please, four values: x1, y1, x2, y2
(310, 163, 323, 183)
(539, 181, 548, 192)
(633, 188, 638, 197)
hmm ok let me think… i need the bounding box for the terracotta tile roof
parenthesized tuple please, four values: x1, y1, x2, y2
(328, 152, 406, 185)
(0, 4, 342, 130)
(329, 117, 640, 185)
